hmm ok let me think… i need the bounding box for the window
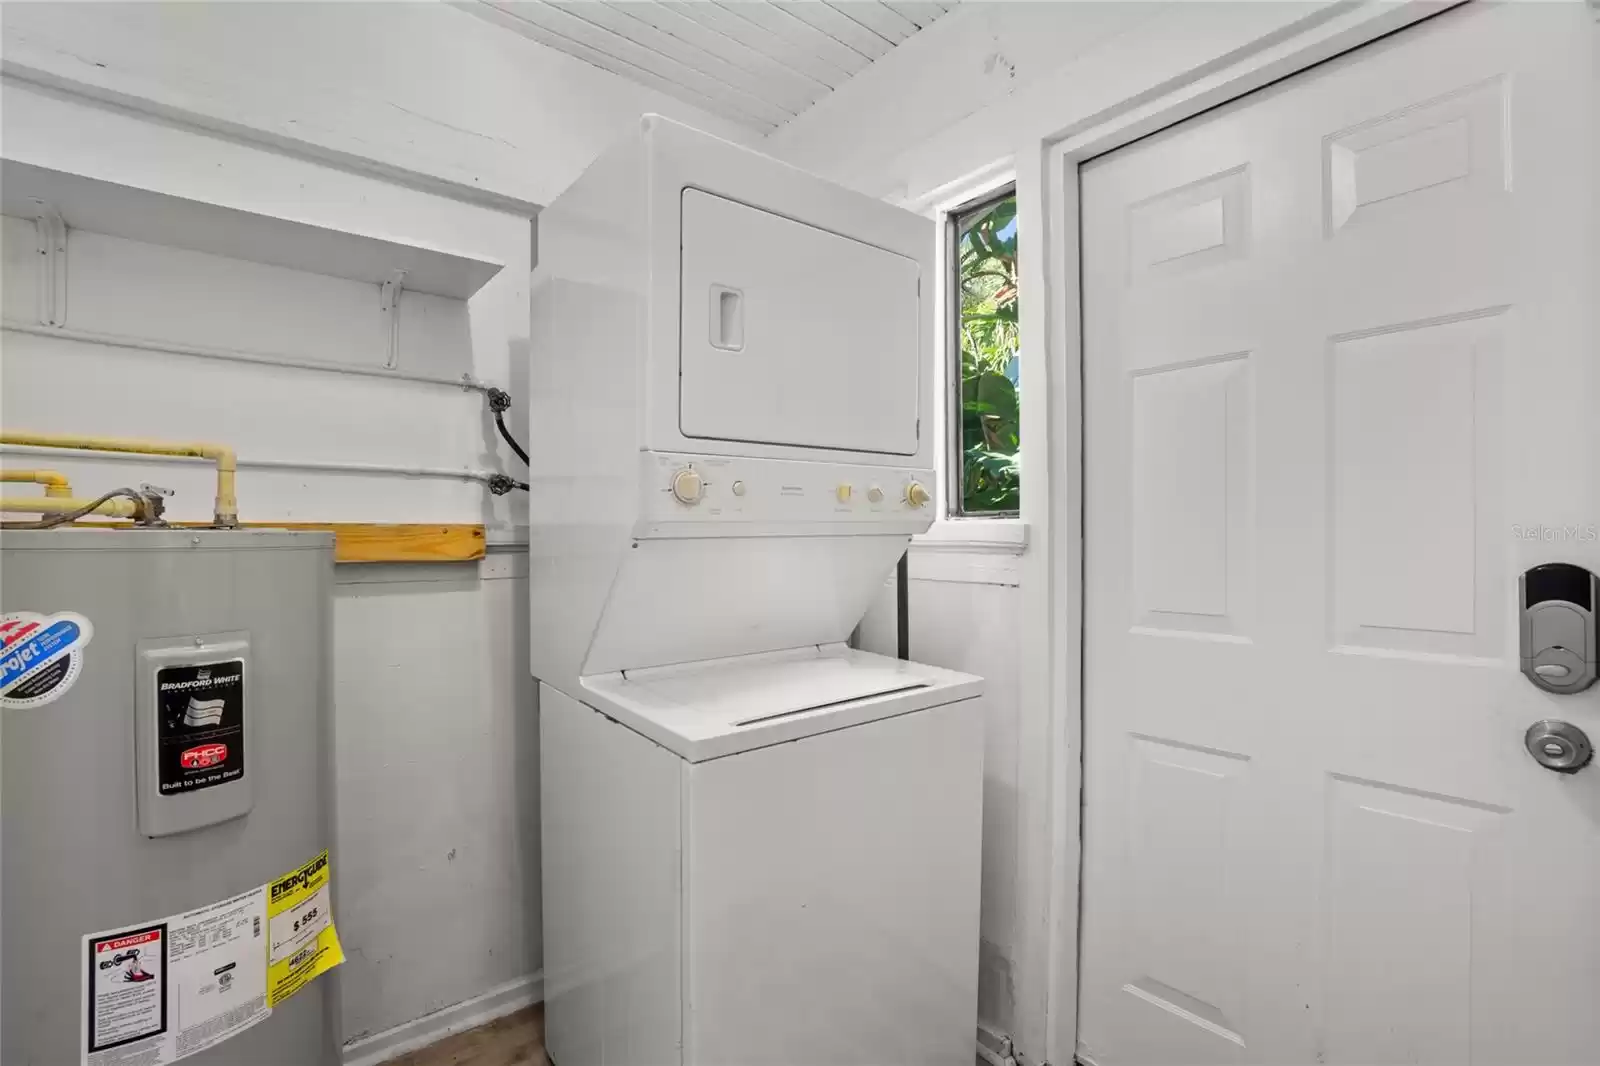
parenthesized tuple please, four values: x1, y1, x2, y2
(949, 187, 1019, 516)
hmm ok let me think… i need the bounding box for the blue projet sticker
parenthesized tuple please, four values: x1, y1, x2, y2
(0, 611, 95, 708)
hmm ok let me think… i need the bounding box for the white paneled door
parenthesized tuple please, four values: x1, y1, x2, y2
(1078, 5, 1598, 1065)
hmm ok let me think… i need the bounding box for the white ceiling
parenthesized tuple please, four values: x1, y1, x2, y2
(460, 1, 959, 134)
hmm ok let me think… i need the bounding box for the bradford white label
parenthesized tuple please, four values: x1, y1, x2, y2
(155, 660, 245, 795)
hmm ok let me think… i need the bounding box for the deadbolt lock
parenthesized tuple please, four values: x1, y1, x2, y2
(1525, 719, 1593, 773)
(1519, 563, 1600, 693)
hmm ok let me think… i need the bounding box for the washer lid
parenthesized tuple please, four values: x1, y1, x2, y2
(579, 644, 981, 762)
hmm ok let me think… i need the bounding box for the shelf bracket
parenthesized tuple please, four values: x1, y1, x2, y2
(379, 269, 406, 369)
(32, 200, 67, 328)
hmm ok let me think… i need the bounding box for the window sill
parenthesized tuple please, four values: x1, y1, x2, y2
(912, 517, 1028, 555)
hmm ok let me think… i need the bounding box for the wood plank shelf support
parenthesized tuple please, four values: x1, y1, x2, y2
(261, 523, 485, 563)
(80, 522, 487, 563)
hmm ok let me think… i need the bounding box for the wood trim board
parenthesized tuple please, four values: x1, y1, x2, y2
(262, 523, 485, 563)
(74, 522, 486, 563)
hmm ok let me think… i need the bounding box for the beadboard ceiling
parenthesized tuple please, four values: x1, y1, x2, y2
(461, 1, 959, 134)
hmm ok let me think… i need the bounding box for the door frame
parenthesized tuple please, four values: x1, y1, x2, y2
(1027, 3, 1469, 1062)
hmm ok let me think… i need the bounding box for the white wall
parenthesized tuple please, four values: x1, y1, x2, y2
(766, 2, 1161, 202)
(908, 570, 1022, 1037)
(333, 558, 537, 1042)
(0, 1, 753, 214)
(764, 1, 1340, 206)
(857, 542, 1024, 1037)
(0, 1, 744, 1051)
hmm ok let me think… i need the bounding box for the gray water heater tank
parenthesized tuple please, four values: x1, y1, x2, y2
(2, 529, 337, 1065)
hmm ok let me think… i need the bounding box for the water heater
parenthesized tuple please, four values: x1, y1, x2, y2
(2, 529, 339, 1066)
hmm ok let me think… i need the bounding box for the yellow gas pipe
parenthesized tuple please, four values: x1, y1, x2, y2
(0, 494, 143, 519)
(0, 432, 237, 527)
(0, 469, 73, 497)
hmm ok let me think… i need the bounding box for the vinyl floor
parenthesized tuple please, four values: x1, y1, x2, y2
(386, 1005, 548, 1066)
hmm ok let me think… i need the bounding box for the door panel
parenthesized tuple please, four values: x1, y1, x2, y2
(1079, 6, 1598, 1065)
(1122, 736, 1251, 1058)
(1328, 312, 1507, 659)
(1320, 775, 1505, 1066)
(1131, 353, 1254, 638)
(678, 189, 921, 455)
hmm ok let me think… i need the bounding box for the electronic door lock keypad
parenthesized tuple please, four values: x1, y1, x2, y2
(1520, 563, 1599, 694)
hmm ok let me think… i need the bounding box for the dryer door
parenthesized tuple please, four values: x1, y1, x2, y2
(678, 189, 921, 456)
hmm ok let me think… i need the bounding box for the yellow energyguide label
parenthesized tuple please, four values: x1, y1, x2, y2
(266, 850, 344, 1006)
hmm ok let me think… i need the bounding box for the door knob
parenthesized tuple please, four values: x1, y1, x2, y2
(1524, 719, 1593, 773)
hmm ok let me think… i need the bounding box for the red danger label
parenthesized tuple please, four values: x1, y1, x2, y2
(180, 743, 229, 769)
(99, 930, 161, 952)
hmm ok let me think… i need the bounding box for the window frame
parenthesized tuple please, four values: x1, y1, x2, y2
(945, 182, 1021, 520)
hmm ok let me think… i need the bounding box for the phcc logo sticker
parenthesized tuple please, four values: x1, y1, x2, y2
(0, 611, 94, 709)
(181, 743, 228, 769)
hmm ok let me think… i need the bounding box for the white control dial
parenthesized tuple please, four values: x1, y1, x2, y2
(905, 481, 931, 509)
(671, 467, 705, 505)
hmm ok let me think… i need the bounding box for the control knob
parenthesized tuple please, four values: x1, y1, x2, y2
(671, 467, 704, 505)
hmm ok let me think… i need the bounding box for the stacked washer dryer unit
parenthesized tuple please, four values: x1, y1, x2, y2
(528, 116, 985, 1066)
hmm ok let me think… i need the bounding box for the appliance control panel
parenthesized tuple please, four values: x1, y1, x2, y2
(636, 451, 934, 535)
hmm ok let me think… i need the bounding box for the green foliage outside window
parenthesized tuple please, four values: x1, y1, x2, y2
(957, 193, 1020, 514)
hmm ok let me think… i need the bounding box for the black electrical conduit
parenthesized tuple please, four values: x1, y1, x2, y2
(897, 552, 910, 661)
(485, 388, 530, 492)
(1, 487, 152, 530)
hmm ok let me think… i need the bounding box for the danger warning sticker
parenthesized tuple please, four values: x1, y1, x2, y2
(86, 925, 167, 1055)
(83, 885, 270, 1066)
(0, 611, 94, 709)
